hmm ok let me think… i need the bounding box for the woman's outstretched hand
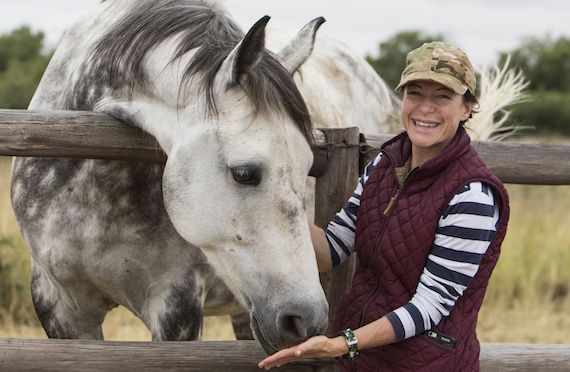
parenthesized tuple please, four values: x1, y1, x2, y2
(258, 335, 347, 370)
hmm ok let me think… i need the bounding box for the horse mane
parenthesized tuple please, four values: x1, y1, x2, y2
(88, 0, 313, 144)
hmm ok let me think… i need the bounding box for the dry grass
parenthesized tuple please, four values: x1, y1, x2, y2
(477, 183, 570, 344)
(99, 307, 236, 341)
(478, 300, 570, 344)
(0, 306, 236, 341)
(1, 156, 570, 344)
(0, 157, 17, 236)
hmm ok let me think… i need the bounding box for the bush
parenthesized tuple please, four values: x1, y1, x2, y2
(510, 91, 570, 136)
(0, 232, 36, 324)
(0, 26, 52, 109)
(0, 55, 50, 109)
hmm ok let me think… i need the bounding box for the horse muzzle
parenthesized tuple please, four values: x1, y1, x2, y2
(248, 297, 329, 354)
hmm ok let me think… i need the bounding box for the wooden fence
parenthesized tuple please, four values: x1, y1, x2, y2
(1, 109, 570, 371)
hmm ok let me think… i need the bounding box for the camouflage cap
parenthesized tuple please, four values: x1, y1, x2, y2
(395, 41, 476, 95)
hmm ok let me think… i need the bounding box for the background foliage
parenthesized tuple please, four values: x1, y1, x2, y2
(365, 30, 443, 90)
(0, 26, 52, 109)
(497, 35, 570, 135)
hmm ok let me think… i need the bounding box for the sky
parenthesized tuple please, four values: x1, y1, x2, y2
(2, 0, 570, 68)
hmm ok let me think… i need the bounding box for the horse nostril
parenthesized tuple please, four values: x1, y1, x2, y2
(277, 311, 310, 342)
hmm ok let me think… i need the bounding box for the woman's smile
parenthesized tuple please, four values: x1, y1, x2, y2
(413, 120, 439, 129)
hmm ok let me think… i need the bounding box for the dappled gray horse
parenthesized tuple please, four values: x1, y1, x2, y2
(11, 0, 339, 353)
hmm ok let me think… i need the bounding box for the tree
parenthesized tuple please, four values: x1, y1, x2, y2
(365, 30, 444, 89)
(500, 35, 570, 92)
(497, 35, 570, 135)
(0, 26, 53, 109)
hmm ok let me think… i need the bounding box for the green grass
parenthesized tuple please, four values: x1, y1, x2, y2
(0, 233, 36, 325)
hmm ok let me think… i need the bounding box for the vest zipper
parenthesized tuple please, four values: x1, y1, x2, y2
(356, 187, 400, 329)
(351, 189, 399, 372)
(355, 163, 418, 330)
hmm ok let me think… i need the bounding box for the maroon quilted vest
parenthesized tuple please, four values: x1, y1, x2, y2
(334, 127, 509, 372)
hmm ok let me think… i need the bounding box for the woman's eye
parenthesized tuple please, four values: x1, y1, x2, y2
(232, 167, 261, 185)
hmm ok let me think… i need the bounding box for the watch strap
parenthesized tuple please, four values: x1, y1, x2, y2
(339, 328, 359, 359)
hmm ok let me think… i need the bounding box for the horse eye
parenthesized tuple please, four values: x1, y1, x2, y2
(231, 167, 261, 186)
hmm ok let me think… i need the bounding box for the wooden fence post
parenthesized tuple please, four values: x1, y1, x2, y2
(313, 127, 360, 372)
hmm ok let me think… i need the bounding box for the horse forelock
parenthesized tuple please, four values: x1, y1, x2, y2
(186, 50, 314, 146)
(231, 54, 314, 147)
(83, 0, 312, 145)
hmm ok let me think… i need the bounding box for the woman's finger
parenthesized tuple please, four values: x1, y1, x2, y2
(258, 336, 332, 369)
(258, 346, 299, 369)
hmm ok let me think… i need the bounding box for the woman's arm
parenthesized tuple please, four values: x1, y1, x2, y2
(314, 154, 383, 270)
(309, 220, 333, 272)
(387, 181, 499, 341)
(258, 316, 396, 369)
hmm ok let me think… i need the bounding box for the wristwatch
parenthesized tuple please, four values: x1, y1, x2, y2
(339, 328, 359, 359)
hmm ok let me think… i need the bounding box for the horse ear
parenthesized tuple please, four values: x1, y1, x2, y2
(217, 15, 270, 88)
(276, 17, 326, 75)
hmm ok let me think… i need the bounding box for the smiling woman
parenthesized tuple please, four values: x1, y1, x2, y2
(259, 42, 510, 372)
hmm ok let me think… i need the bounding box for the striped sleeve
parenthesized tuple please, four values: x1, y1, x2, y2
(325, 153, 383, 267)
(386, 181, 500, 342)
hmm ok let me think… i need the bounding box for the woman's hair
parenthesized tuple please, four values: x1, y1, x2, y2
(461, 89, 479, 126)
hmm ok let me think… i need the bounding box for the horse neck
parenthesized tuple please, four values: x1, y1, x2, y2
(29, 2, 131, 110)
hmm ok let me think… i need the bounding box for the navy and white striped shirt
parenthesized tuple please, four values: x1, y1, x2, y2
(325, 153, 499, 342)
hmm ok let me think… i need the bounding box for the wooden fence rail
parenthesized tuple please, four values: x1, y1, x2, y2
(1, 109, 570, 371)
(364, 134, 570, 185)
(2, 109, 570, 184)
(0, 339, 569, 372)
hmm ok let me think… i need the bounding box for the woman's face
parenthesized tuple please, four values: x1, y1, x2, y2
(401, 80, 473, 163)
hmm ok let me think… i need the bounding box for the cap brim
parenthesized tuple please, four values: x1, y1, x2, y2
(395, 71, 468, 95)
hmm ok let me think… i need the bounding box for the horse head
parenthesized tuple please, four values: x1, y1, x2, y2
(160, 16, 330, 352)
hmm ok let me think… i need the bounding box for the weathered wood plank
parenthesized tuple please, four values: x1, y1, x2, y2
(0, 109, 325, 176)
(480, 343, 570, 371)
(1, 338, 568, 371)
(472, 140, 570, 185)
(363, 133, 570, 185)
(0, 109, 166, 163)
(0, 339, 321, 372)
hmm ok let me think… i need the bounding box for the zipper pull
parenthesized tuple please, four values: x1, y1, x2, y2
(383, 194, 397, 216)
